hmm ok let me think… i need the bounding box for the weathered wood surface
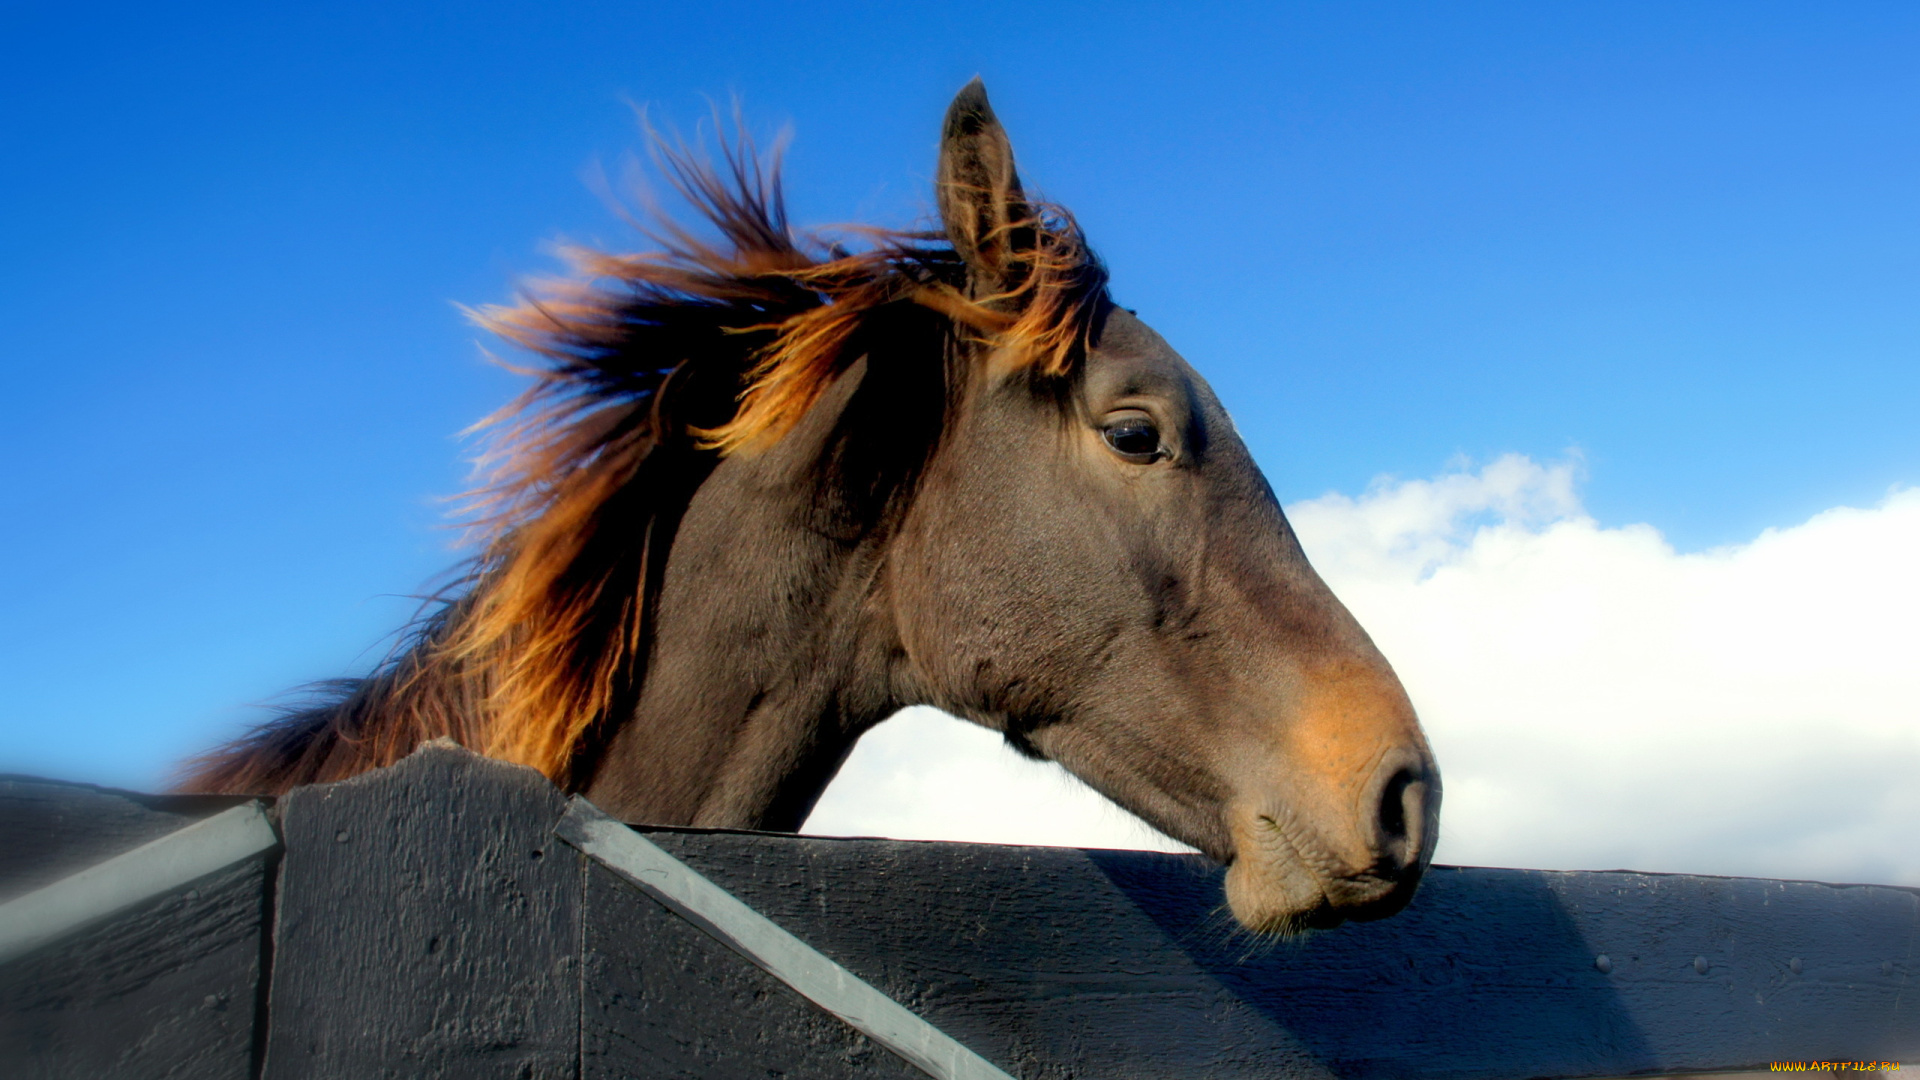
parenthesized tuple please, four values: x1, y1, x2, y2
(2, 746, 1915, 1078)
(584, 859, 928, 1080)
(0, 778, 271, 1080)
(0, 776, 252, 901)
(262, 743, 581, 1080)
(643, 830, 1920, 1078)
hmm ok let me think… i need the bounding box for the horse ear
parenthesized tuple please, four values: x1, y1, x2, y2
(937, 78, 1034, 295)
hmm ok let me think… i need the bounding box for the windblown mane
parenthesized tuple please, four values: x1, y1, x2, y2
(179, 135, 1109, 795)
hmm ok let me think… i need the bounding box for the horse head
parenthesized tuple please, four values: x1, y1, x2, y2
(883, 82, 1440, 932)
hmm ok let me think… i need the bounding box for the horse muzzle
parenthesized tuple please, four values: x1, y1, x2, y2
(1223, 747, 1440, 934)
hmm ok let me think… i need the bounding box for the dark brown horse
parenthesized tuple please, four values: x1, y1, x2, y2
(184, 81, 1440, 934)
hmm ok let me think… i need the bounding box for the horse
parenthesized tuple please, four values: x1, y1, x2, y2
(182, 80, 1441, 935)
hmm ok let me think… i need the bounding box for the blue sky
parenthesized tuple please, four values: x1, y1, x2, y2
(4, 3, 1918, 793)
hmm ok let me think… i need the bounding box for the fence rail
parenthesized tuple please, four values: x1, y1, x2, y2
(2, 743, 1914, 1079)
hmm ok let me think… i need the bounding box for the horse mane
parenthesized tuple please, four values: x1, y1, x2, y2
(178, 133, 1109, 795)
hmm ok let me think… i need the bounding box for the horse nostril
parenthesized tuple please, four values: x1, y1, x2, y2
(1369, 762, 1432, 873)
(1378, 768, 1411, 842)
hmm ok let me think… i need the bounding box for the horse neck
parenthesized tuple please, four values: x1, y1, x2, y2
(579, 361, 916, 829)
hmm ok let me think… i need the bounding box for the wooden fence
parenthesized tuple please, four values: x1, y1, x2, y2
(2, 742, 1914, 1079)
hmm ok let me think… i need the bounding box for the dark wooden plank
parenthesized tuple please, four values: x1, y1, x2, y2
(639, 833, 1318, 1080)
(18, 753, 1911, 1080)
(642, 830, 1920, 1080)
(0, 776, 254, 901)
(261, 741, 581, 1080)
(0, 854, 272, 1080)
(582, 858, 932, 1080)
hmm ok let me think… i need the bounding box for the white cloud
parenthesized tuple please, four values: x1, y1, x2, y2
(804, 456, 1920, 886)
(802, 707, 1193, 852)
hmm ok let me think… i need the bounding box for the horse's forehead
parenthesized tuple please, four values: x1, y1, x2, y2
(1092, 308, 1178, 363)
(1085, 310, 1209, 403)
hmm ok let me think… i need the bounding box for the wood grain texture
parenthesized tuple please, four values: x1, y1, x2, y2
(0, 777, 253, 901)
(0, 855, 271, 1080)
(640, 829, 1920, 1080)
(583, 859, 933, 1080)
(8, 750, 1916, 1080)
(262, 743, 581, 1080)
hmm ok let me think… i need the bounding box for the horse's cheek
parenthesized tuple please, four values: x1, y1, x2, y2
(891, 509, 1080, 714)
(894, 558, 1053, 715)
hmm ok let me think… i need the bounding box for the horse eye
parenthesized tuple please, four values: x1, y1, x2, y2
(1101, 416, 1166, 462)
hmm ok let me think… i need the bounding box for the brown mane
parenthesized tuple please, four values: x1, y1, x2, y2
(179, 134, 1109, 794)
